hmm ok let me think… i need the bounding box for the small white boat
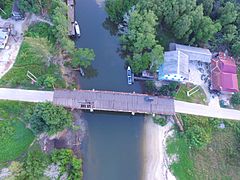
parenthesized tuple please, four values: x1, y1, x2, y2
(74, 21, 81, 37)
(127, 66, 132, 85)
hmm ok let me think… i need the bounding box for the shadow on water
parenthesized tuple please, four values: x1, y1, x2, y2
(74, 0, 144, 179)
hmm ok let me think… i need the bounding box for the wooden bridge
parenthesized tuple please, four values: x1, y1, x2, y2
(53, 89, 175, 115)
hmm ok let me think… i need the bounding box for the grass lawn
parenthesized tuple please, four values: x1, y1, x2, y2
(0, 101, 35, 164)
(167, 134, 195, 179)
(0, 120, 34, 163)
(0, 37, 65, 90)
(192, 128, 240, 180)
(168, 114, 240, 180)
(175, 84, 207, 105)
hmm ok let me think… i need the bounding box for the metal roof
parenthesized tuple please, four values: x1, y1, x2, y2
(163, 51, 189, 78)
(170, 43, 212, 63)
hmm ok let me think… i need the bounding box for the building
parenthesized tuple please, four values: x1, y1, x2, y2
(211, 52, 239, 93)
(169, 43, 212, 63)
(158, 50, 189, 82)
(0, 29, 9, 49)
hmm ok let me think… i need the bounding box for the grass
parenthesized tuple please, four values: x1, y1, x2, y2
(167, 134, 195, 179)
(175, 84, 207, 105)
(0, 37, 65, 89)
(168, 114, 240, 180)
(0, 120, 34, 163)
(0, 101, 35, 164)
(192, 128, 240, 180)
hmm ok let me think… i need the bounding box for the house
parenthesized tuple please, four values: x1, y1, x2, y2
(0, 29, 9, 49)
(158, 50, 189, 82)
(211, 52, 239, 93)
(169, 43, 212, 63)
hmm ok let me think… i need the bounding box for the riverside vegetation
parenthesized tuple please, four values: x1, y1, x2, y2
(0, 0, 92, 178)
(105, 0, 240, 179)
(0, 100, 83, 179)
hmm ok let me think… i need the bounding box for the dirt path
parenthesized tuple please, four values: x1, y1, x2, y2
(142, 116, 176, 180)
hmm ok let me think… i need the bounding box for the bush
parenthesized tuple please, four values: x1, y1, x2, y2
(153, 116, 167, 126)
(25, 102, 73, 135)
(23, 150, 49, 179)
(25, 22, 56, 45)
(158, 82, 179, 97)
(231, 93, 240, 106)
(51, 149, 83, 180)
(181, 114, 216, 149)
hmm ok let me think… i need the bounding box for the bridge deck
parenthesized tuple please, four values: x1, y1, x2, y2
(53, 90, 175, 115)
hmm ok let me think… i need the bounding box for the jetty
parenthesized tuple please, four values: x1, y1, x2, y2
(67, 0, 75, 36)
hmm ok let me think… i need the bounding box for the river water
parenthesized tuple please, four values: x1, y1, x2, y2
(75, 0, 144, 180)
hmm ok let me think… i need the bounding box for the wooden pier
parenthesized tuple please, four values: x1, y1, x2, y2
(53, 89, 175, 115)
(67, 0, 75, 36)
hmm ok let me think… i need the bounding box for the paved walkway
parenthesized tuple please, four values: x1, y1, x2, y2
(174, 100, 240, 120)
(0, 88, 54, 102)
(0, 88, 239, 120)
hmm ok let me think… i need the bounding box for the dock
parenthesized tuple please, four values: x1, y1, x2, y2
(67, 0, 75, 36)
(53, 89, 175, 115)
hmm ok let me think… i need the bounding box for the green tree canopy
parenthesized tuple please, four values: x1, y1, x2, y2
(231, 93, 240, 106)
(25, 102, 73, 135)
(71, 48, 96, 69)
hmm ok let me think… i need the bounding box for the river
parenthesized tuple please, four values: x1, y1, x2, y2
(75, 0, 144, 180)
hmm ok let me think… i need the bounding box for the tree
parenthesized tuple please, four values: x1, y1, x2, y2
(219, 2, 237, 26)
(231, 93, 240, 106)
(120, 8, 164, 73)
(105, 0, 138, 23)
(18, 0, 50, 14)
(197, 0, 214, 16)
(24, 151, 49, 179)
(173, 14, 192, 40)
(25, 102, 73, 135)
(222, 24, 237, 44)
(51, 149, 83, 180)
(231, 41, 240, 57)
(71, 48, 95, 69)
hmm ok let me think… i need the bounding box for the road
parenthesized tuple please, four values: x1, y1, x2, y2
(0, 88, 239, 120)
(0, 88, 54, 102)
(174, 100, 240, 120)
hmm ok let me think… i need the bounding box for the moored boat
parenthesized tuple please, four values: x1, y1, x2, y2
(127, 66, 132, 85)
(74, 21, 81, 37)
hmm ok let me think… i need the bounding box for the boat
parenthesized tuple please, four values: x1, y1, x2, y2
(127, 66, 132, 85)
(74, 21, 81, 37)
(80, 67, 85, 76)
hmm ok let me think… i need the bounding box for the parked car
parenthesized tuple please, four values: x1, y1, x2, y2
(144, 96, 154, 102)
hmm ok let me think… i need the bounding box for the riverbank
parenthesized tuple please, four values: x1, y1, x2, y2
(142, 115, 176, 180)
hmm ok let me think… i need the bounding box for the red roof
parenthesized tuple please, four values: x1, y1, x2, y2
(211, 52, 239, 93)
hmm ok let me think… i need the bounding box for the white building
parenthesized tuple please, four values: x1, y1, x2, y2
(0, 30, 9, 49)
(158, 50, 189, 82)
